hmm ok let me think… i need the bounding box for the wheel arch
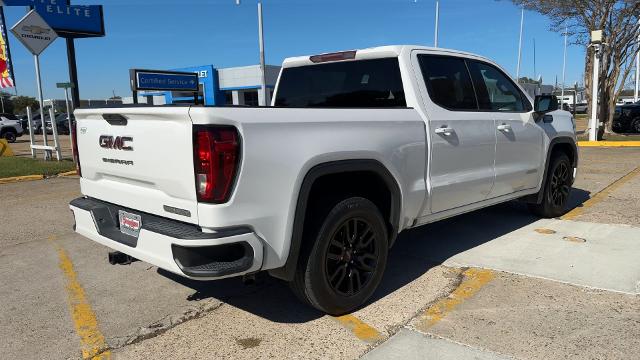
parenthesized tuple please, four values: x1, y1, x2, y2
(533, 137, 578, 204)
(269, 159, 402, 281)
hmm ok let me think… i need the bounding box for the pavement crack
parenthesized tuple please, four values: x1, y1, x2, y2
(104, 299, 226, 352)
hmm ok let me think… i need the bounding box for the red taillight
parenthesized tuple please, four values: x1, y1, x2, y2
(71, 119, 81, 177)
(193, 126, 240, 203)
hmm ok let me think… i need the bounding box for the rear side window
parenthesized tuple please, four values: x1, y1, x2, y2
(468, 61, 528, 112)
(418, 55, 477, 111)
(274, 58, 406, 108)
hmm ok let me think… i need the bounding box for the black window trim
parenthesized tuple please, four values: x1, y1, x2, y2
(417, 53, 533, 114)
(418, 54, 480, 112)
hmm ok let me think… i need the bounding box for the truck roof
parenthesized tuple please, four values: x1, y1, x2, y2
(282, 45, 493, 68)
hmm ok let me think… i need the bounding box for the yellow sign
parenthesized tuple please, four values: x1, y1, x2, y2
(0, 138, 14, 157)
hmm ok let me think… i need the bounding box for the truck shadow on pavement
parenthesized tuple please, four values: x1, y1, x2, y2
(160, 188, 591, 323)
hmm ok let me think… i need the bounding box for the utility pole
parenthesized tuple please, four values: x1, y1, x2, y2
(516, 7, 524, 81)
(434, 0, 440, 47)
(635, 19, 639, 103)
(561, 24, 568, 107)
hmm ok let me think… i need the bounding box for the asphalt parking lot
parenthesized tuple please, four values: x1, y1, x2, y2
(1, 147, 639, 359)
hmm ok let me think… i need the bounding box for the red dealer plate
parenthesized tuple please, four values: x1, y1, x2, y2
(118, 210, 142, 238)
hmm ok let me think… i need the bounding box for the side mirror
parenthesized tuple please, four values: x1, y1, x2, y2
(534, 95, 559, 113)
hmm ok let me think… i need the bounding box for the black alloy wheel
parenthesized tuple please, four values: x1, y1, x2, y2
(632, 119, 640, 133)
(325, 218, 379, 297)
(549, 161, 571, 208)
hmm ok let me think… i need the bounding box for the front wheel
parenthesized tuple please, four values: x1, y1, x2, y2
(529, 153, 572, 218)
(631, 118, 640, 133)
(2, 130, 16, 143)
(290, 197, 389, 315)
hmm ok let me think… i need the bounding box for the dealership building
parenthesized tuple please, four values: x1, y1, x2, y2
(127, 64, 281, 106)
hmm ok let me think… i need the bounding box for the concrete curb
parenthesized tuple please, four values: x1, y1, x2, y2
(0, 170, 78, 185)
(578, 141, 640, 147)
(0, 174, 44, 185)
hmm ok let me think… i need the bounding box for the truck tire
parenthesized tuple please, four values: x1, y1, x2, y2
(529, 153, 572, 218)
(2, 129, 17, 143)
(632, 118, 640, 133)
(290, 197, 389, 315)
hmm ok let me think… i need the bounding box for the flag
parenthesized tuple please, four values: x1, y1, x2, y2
(0, 7, 15, 89)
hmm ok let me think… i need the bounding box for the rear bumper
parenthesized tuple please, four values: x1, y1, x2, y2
(69, 197, 264, 280)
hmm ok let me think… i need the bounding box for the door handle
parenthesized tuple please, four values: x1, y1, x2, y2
(497, 123, 512, 132)
(435, 126, 454, 136)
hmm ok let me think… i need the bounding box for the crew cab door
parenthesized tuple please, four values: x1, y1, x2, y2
(414, 53, 496, 214)
(466, 60, 543, 197)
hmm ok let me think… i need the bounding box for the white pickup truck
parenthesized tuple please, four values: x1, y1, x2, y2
(70, 45, 577, 314)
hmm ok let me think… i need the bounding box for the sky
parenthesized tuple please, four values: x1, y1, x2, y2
(0, 0, 586, 100)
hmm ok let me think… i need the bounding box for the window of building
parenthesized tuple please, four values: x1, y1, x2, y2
(224, 91, 233, 105)
(243, 90, 259, 106)
(418, 55, 478, 111)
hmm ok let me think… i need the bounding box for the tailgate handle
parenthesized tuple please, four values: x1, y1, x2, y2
(103, 114, 128, 126)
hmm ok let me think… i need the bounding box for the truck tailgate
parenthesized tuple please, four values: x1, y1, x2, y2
(75, 107, 199, 224)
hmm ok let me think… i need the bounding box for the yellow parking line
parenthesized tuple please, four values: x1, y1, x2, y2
(48, 235, 111, 359)
(562, 166, 640, 220)
(416, 268, 494, 331)
(333, 314, 384, 343)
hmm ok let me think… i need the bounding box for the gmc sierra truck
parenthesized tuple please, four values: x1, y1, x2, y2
(69, 46, 577, 315)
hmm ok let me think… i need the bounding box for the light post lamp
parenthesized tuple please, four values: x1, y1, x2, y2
(236, 0, 268, 106)
(434, 0, 440, 47)
(516, 7, 524, 81)
(589, 30, 604, 142)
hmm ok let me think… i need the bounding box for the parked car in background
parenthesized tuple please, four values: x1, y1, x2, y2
(0, 113, 24, 143)
(569, 102, 588, 114)
(45, 113, 74, 135)
(612, 101, 640, 133)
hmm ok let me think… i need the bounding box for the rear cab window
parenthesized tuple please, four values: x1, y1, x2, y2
(274, 58, 406, 108)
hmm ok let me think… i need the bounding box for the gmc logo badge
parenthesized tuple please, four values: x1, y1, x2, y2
(99, 136, 133, 151)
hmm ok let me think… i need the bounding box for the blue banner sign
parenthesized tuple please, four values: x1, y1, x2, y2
(131, 69, 199, 92)
(35, 3, 104, 37)
(0, 1, 105, 37)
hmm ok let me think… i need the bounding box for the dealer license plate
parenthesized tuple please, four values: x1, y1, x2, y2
(118, 210, 142, 238)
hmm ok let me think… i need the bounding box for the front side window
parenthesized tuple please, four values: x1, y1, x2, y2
(468, 61, 527, 112)
(418, 55, 478, 111)
(274, 58, 406, 108)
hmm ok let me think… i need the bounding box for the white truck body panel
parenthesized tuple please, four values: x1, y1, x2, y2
(71, 45, 576, 282)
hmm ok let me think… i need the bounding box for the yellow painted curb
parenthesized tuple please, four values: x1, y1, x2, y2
(578, 141, 640, 147)
(58, 170, 78, 177)
(0, 174, 44, 184)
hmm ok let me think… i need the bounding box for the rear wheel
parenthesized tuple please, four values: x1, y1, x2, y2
(529, 153, 572, 218)
(632, 118, 640, 133)
(2, 129, 16, 143)
(290, 197, 388, 315)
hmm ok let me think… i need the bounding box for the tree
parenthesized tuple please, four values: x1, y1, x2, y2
(506, 0, 640, 139)
(11, 96, 39, 115)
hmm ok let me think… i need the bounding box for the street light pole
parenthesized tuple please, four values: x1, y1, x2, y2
(516, 7, 524, 81)
(434, 0, 440, 47)
(236, 0, 268, 106)
(589, 44, 601, 141)
(561, 25, 567, 106)
(257, 1, 267, 106)
(635, 19, 639, 103)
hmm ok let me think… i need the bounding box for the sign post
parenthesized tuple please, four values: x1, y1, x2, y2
(11, 9, 59, 159)
(57, 81, 74, 154)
